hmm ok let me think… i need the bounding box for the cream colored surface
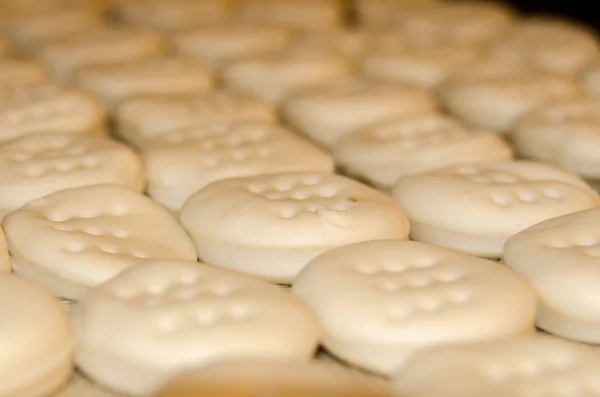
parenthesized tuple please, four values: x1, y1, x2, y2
(0, 228, 9, 272)
(393, 161, 600, 258)
(235, 0, 344, 32)
(333, 114, 514, 189)
(504, 208, 600, 343)
(392, 335, 600, 397)
(0, 273, 74, 397)
(0, 133, 145, 218)
(113, 0, 229, 32)
(282, 79, 436, 148)
(180, 172, 410, 283)
(143, 122, 334, 212)
(223, 47, 355, 104)
(0, 83, 105, 143)
(54, 374, 119, 397)
(116, 91, 276, 149)
(513, 97, 600, 179)
(292, 240, 537, 375)
(173, 24, 293, 72)
(39, 26, 166, 82)
(154, 360, 391, 397)
(72, 260, 320, 396)
(0, 59, 48, 87)
(2, 184, 198, 300)
(438, 70, 583, 133)
(74, 57, 214, 112)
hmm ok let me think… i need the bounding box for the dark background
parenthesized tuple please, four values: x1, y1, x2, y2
(504, 1, 598, 30)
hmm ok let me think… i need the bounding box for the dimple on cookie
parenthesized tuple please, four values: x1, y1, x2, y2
(292, 240, 537, 375)
(179, 172, 410, 284)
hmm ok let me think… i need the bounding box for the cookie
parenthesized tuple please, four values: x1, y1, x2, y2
(71, 260, 320, 396)
(172, 23, 293, 72)
(154, 360, 392, 397)
(179, 172, 410, 284)
(393, 161, 600, 258)
(38, 26, 166, 82)
(223, 47, 355, 104)
(333, 114, 513, 189)
(116, 91, 276, 149)
(392, 335, 600, 397)
(438, 70, 583, 133)
(292, 240, 537, 375)
(0, 83, 105, 143)
(74, 57, 214, 112)
(2, 184, 198, 300)
(143, 122, 334, 212)
(282, 79, 436, 148)
(0, 273, 74, 397)
(512, 97, 600, 180)
(0, 133, 145, 218)
(504, 208, 600, 343)
(0, 58, 48, 87)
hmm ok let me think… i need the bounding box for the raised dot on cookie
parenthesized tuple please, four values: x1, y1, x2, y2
(413, 256, 437, 269)
(54, 161, 76, 172)
(379, 280, 403, 292)
(111, 229, 129, 239)
(542, 188, 564, 200)
(302, 175, 322, 186)
(64, 241, 86, 253)
(279, 206, 299, 219)
(491, 191, 514, 207)
(248, 184, 267, 194)
(517, 190, 539, 203)
(448, 289, 472, 304)
(82, 157, 100, 168)
(111, 204, 128, 217)
(82, 226, 102, 236)
(100, 245, 120, 254)
(228, 304, 251, 320)
(132, 251, 148, 259)
(290, 189, 311, 200)
(437, 271, 463, 283)
(318, 186, 338, 198)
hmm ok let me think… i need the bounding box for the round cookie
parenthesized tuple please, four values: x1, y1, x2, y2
(438, 69, 583, 133)
(282, 79, 436, 148)
(154, 360, 392, 397)
(235, 0, 344, 32)
(38, 26, 166, 82)
(74, 57, 214, 112)
(113, 0, 229, 32)
(222, 46, 355, 104)
(2, 184, 198, 300)
(0, 83, 105, 143)
(143, 122, 334, 212)
(392, 335, 600, 397)
(0, 132, 145, 218)
(392, 161, 600, 258)
(116, 91, 277, 149)
(504, 208, 600, 343)
(0, 273, 74, 397)
(292, 240, 537, 375)
(488, 18, 600, 76)
(333, 114, 514, 189)
(0, 59, 48, 87)
(512, 97, 600, 181)
(172, 24, 293, 72)
(72, 260, 320, 396)
(179, 172, 410, 284)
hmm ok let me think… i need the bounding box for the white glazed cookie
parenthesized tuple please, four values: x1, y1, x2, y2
(392, 335, 600, 397)
(0, 83, 105, 143)
(223, 47, 355, 104)
(2, 184, 198, 300)
(153, 360, 392, 397)
(116, 91, 277, 149)
(0, 133, 145, 218)
(393, 161, 600, 258)
(0, 273, 74, 397)
(235, 0, 344, 32)
(488, 18, 600, 76)
(71, 260, 320, 396)
(0, 228, 9, 272)
(513, 97, 600, 179)
(292, 240, 537, 375)
(333, 114, 514, 189)
(38, 26, 166, 82)
(438, 70, 583, 133)
(172, 24, 293, 72)
(180, 172, 410, 284)
(282, 79, 436, 148)
(362, 40, 482, 89)
(0, 58, 48, 87)
(2, 6, 105, 55)
(74, 57, 214, 112)
(113, 0, 229, 32)
(143, 122, 334, 212)
(504, 208, 600, 343)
